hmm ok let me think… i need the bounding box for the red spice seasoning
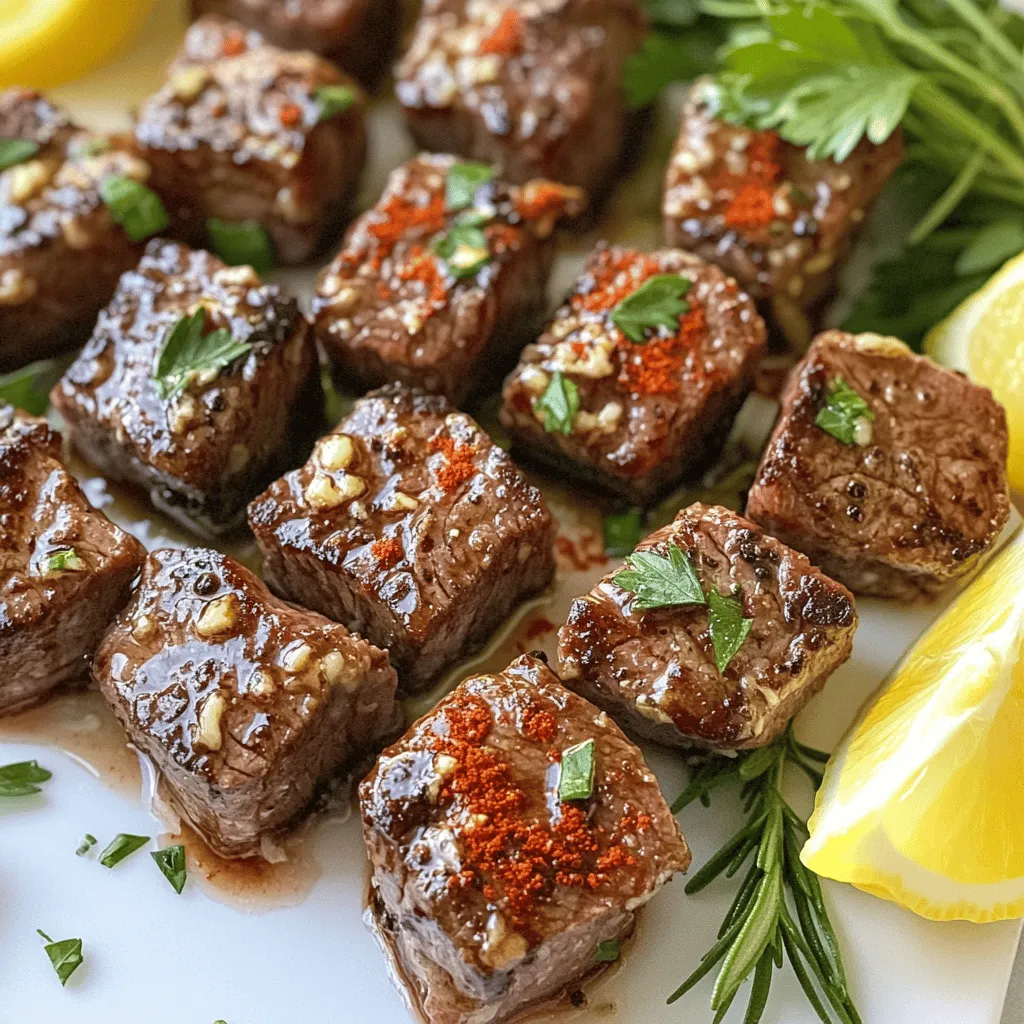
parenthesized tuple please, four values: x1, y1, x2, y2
(516, 181, 583, 224)
(427, 434, 478, 493)
(279, 102, 302, 128)
(366, 193, 446, 260)
(221, 29, 247, 57)
(521, 702, 557, 744)
(371, 537, 403, 568)
(398, 245, 448, 307)
(478, 8, 523, 57)
(715, 130, 783, 232)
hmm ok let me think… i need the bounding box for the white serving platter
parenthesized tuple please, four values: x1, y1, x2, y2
(1, 4, 1021, 1023)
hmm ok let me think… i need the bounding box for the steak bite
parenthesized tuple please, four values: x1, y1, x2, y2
(94, 546, 399, 859)
(361, 653, 690, 1024)
(395, 0, 646, 198)
(249, 385, 555, 692)
(499, 246, 767, 502)
(190, 0, 400, 86)
(662, 81, 903, 349)
(746, 331, 1011, 601)
(0, 89, 163, 371)
(51, 239, 321, 538)
(557, 503, 857, 751)
(313, 153, 583, 404)
(0, 406, 145, 716)
(134, 15, 367, 266)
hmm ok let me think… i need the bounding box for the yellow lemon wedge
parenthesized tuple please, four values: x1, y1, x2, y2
(925, 253, 1024, 493)
(0, 0, 157, 89)
(802, 527, 1024, 923)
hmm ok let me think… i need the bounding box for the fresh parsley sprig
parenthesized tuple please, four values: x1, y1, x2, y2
(669, 726, 858, 1024)
(0, 760, 52, 797)
(153, 309, 252, 400)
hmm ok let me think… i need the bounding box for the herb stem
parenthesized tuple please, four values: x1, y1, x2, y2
(940, 0, 1024, 75)
(908, 146, 986, 244)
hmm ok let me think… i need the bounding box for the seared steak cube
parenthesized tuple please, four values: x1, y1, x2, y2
(395, 0, 646, 197)
(134, 15, 367, 266)
(662, 81, 903, 349)
(313, 153, 583, 403)
(746, 330, 1011, 600)
(361, 653, 690, 1024)
(51, 239, 321, 537)
(249, 385, 555, 692)
(557, 503, 857, 750)
(94, 546, 399, 858)
(190, 0, 400, 86)
(499, 246, 767, 502)
(0, 89, 162, 371)
(0, 406, 145, 715)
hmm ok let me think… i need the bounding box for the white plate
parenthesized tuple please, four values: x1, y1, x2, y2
(2, 4, 1021, 1023)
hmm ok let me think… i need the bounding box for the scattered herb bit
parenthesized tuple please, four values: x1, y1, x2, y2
(44, 548, 86, 574)
(99, 833, 150, 869)
(0, 138, 40, 171)
(0, 760, 52, 797)
(610, 274, 690, 343)
(815, 377, 874, 446)
(153, 309, 252, 400)
(613, 544, 705, 610)
(75, 834, 98, 857)
(558, 739, 596, 802)
(37, 931, 84, 987)
(206, 217, 274, 273)
(314, 84, 357, 121)
(707, 589, 753, 674)
(445, 161, 495, 211)
(604, 510, 644, 558)
(432, 222, 491, 278)
(668, 726, 856, 1024)
(535, 370, 579, 436)
(99, 176, 169, 242)
(0, 359, 61, 416)
(152, 844, 188, 894)
(595, 938, 621, 963)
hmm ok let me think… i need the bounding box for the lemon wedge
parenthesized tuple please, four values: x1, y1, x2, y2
(802, 527, 1024, 922)
(925, 253, 1024, 493)
(0, 0, 157, 89)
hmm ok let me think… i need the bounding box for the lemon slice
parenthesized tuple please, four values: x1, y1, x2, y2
(0, 0, 157, 89)
(925, 253, 1024, 493)
(802, 527, 1024, 922)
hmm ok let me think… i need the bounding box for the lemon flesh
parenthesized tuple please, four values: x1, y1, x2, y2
(803, 529, 1024, 922)
(926, 253, 1024, 493)
(0, 0, 157, 89)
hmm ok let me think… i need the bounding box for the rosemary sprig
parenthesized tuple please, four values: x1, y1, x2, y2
(669, 726, 858, 1024)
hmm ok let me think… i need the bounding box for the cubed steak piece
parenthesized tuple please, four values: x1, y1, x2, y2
(361, 653, 690, 1024)
(557, 503, 857, 750)
(662, 80, 903, 349)
(395, 0, 646, 198)
(746, 331, 1011, 601)
(190, 0, 399, 86)
(134, 15, 367, 266)
(313, 153, 583, 403)
(94, 546, 399, 858)
(0, 88, 164, 371)
(0, 405, 145, 715)
(499, 246, 767, 502)
(249, 385, 555, 692)
(51, 239, 321, 537)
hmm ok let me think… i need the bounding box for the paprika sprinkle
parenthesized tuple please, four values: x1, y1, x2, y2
(370, 537, 403, 568)
(478, 8, 523, 58)
(713, 130, 785, 233)
(427, 433, 478, 493)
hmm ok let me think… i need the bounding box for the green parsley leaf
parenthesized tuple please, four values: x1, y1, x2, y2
(610, 274, 690, 343)
(432, 222, 491, 279)
(623, 27, 722, 108)
(0, 760, 52, 797)
(594, 938, 621, 962)
(954, 218, 1024, 276)
(315, 84, 357, 122)
(0, 360, 56, 416)
(604, 510, 644, 558)
(99, 833, 150, 868)
(643, 0, 698, 30)
(0, 138, 40, 171)
(445, 161, 495, 212)
(37, 931, 84, 986)
(613, 544, 705, 610)
(43, 548, 86, 574)
(707, 588, 753, 673)
(152, 844, 188, 894)
(206, 217, 274, 274)
(535, 370, 579, 436)
(99, 176, 169, 242)
(558, 739, 596, 801)
(153, 309, 252, 400)
(815, 377, 874, 446)
(75, 834, 97, 857)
